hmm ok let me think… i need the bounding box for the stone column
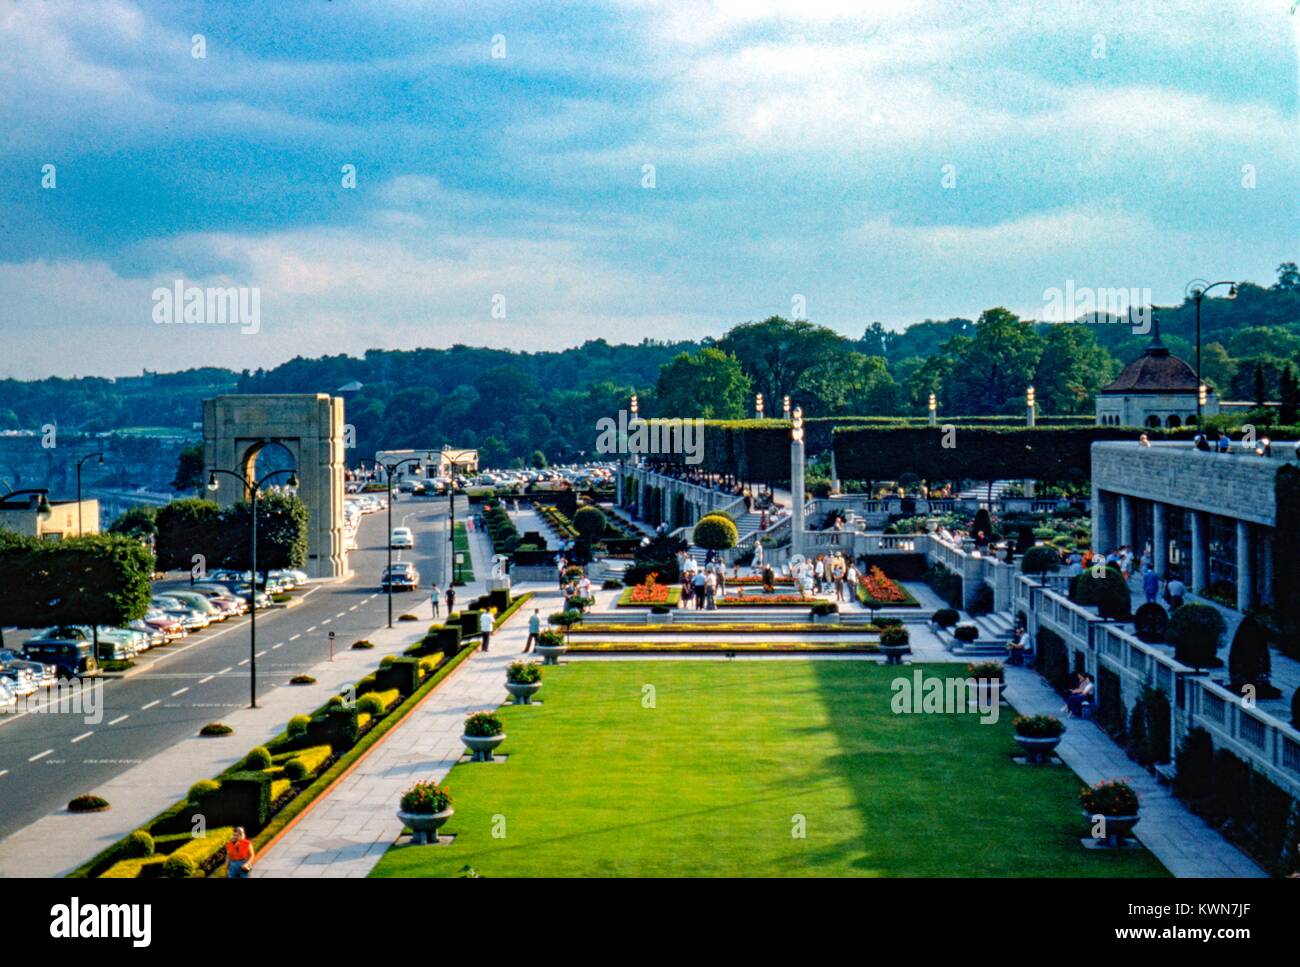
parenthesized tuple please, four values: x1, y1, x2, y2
(1190, 510, 1207, 594)
(1118, 494, 1133, 549)
(790, 435, 806, 558)
(1236, 520, 1252, 612)
(1091, 485, 1111, 553)
(829, 451, 841, 496)
(1152, 502, 1167, 577)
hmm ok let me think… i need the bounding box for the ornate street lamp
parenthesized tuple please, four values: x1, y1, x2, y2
(1026, 385, 1037, 428)
(928, 392, 937, 427)
(1186, 279, 1238, 425)
(75, 451, 105, 537)
(755, 392, 765, 419)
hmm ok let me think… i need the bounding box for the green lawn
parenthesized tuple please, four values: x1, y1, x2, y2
(371, 661, 1168, 878)
(451, 522, 475, 584)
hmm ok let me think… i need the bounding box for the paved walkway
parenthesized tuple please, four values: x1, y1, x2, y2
(254, 584, 551, 877)
(1002, 662, 1263, 877)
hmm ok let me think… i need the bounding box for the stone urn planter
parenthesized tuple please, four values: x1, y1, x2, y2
(1082, 811, 1140, 848)
(1014, 734, 1062, 763)
(879, 643, 910, 666)
(462, 732, 507, 762)
(535, 640, 568, 666)
(505, 679, 542, 705)
(647, 610, 672, 625)
(397, 808, 454, 845)
(1080, 780, 1141, 847)
(812, 611, 839, 625)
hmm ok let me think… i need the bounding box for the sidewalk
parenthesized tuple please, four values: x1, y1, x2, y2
(1002, 663, 1264, 877)
(254, 584, 557, 877)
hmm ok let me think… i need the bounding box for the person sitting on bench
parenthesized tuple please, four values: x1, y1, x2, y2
(1064, 673, 1094, 718)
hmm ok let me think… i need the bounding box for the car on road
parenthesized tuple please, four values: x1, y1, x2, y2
(140, 609, 187, 641)
(380, 562, 420, 591)
(0, 680, 16, 710)
(166, 590, 227, 622)
(390, 527, 414, 549)
(0, 664, 37, 697)
(190, 584, 248, 615)
(22, 639, 100, 678)
(0, 650, 56, 689)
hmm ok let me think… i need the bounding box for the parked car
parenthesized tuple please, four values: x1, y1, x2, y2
(151, 596, 210, 630)
(22, 639, 100, 678)
(0, 665, 37, 698)
(126, 620, 167, 648)
(0, 680, 15, 710)
(166, 590, 226, 622)
(0, 650, 56, 689)
(390, 527, 414, 549)
(141, 609, 186, 641)
(380, 562, 420, 591)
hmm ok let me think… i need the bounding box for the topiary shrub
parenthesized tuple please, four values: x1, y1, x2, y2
(357, 693, 385, 717)
(954, 624, 979, 643)
(968, 582, 994, 616)
(1173, 727, 1214, 805)
(932, 608, 959, 628)
(244, 746, 272, 771)
(1167, 603, 1226, 670)
(1227, 614, 1282, 698)
(284, 758, 310, 782)
(289, 674, 316, 685)
(125, 830, 155, 858)
(188, 779, 219, 803)
(351, 639, 375, 649)
(398, 613, 419, 622)
(1020, 544, 1061, 579)
(1072, 566, 1131, 620)
(67, 794, 110, 813)
(971, 507, 993, 542)
(573, 505, 608, 542)
(1133, 603, 1168, 643)
(692, 514, 739, 551)
(810, 601, 838, 616)
(199, 722, 233, 737)
(880, 626, 910, 646)
(287, 714, 311, 738)
(162, 854, 197, 878)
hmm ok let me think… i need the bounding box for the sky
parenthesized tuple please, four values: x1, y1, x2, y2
(0, 0, 1297, 379)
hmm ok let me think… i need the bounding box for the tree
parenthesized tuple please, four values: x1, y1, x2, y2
(530, 450, 548, 469)
(692, 514, 738, 551)
(1020, 544, 1061, 580)
(171, 443, 205, 494)
(1031, 324, 1116, 415)
(154, 498, 223, 572)
(1166, 603, 1226, 670)
(573, 506, 608, 542)
(943, 308, 1042, 415)
(717, 317, 849, 406)
(1280, 365, 1299, 425)
(1227, 614, 1280, 698)
(1072, 566, 1131, 621)
(220, 491, 310, 572)
(655, 348, 752, 419)
(799, 352, 900, 416)
(1275, 261, 1300, 292)
(108, 506, 158, 539)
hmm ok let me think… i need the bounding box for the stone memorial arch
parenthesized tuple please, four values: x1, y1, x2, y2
(202, 394, 348, 579)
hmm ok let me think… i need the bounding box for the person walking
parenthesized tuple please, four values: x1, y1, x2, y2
(704, 569, 717, 610)
(445, 585, 455, 615)
(1142, 566, 1159, 605)
(226, 827, 255, 878)
(525, 608, 541, 652)
(556, 556, 567, 590)
(429, 582, 441, 619)
(692, 569, 706, 610)
(479, 607, 494, 653)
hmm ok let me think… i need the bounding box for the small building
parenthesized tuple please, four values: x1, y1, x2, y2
(373, 447, 479, 478)
(1095, 323, 1218, 428)
(0, 495, 100, 540)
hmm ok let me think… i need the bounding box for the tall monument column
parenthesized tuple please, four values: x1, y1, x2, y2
(790, 407, 805, 558)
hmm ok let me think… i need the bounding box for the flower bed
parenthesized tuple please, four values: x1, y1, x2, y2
(617, 574, 682, 607)
(728, 575, 796, 587)
(717, 594, 810, 607)
(571, 622, 890, 635)
(567, 641, 880, 654)
(855, 566, 920, 607)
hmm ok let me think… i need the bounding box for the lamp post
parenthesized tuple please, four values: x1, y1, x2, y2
(629, 395, 640, 519)
(1186, 279, 1238, 425)
(75, 451, 105, 537)
(1026, 386, 1036, 428)
(0, 488, 53, 522)
(783, 395, 791, 419)
(928, 392, 937, 428)
(790, 407, 805, 558)
(206, 466, 299, 709)
(755, 393, 764, 419)
(441, 448, 477, 590)
(355, 456, 424, 628)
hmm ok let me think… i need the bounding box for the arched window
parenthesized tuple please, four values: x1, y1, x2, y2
(1166, 415, 1181, 428)
(1146, 415, 1161, 428)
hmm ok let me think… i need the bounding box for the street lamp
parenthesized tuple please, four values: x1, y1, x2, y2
(75, 451, 105, 537)
(928, 392, 937, 427)
(783, 395, 791, 419)
(355, 456, 424, 628)
(791, 406, 804, 442)
(1186, 279, 1238, 425)
(440, 448, 478, 591)
(1026, 386, 1037, 428)
(755, 393, 764, 419)
(0, 488, 53, 521)
(206, 465, 299, 709)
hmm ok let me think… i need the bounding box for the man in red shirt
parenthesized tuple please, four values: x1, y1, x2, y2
(226, 827, 255, 878)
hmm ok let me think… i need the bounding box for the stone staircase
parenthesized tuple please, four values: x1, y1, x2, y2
(956, 480, 1016, 503)
(684, 510, 773, 567)
(944, 611, 1014, 657)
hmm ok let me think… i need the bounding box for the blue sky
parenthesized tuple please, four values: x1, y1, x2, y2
(1, 0, 1296, 378)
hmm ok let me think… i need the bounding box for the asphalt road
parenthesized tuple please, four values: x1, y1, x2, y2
(0, 494, 460, 841)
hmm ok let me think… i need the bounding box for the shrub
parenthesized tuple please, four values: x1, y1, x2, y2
(924, 563, 963, 609)
(162, 854, 198, 878)
(548, 610, 583, 630)
(357, 693, 385, 716)
(1227, 614, 1280, 697)
(1036, 627, 1072, 692)
(243, 746, 272, 771)
(693, 514, 739, 551)
(1293, 686, 1300, 727)
(968, 582, 994, 615)
(196, 771, 273, 831)
(1133, 603, 1168, 643)
(68, 794, 110, 813)
(188, 779, 219, 803)
(125, 830, 155, 857)
(538, 629, 566, 647)
(506, 661, 542, 684)
(380, 655, 396, 669)
(1079, 780, 1139, 817)
(880, 626, 910, 646)
(602, 579, 622, 590)
(289, 674, 316, 685)
(1167, 603, 1226, 670)
(352, 639, 375, 649)
(287, 714, 310, 738)
(327, 694, 345, 708)
(967, 660, 1004, 680)
(400, 780, 452, 815)
(1072, 566, 1130, 620)
(953, 624, 979, 643)
(1020, 545, 1061, 577)
(573, 506, 608, 542)
(1013, 715, 1064, 738)
(199, 722, 232, 736)
(398, 613, 420, 622)
(284, 758, 310, 782)
(971, 507, 993, 541)
(810, 601, 838, 616)
(1174, 727, 1215, 804)
(651, 605, 670, 615)
(932, 608, 959, 628)
(464, 710, 504, 737)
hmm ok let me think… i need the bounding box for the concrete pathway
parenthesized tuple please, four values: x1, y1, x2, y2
(254, 584, 552, 878)
(1002, 662, 1264, 877)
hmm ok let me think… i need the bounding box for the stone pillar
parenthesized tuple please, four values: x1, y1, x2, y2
(1190, 510, 1207, 594)
(1118, 494, 1133, 550)
(1152, 502, 1167, 577)
(829, 451, 841, 496)
(1091, 485, 1111, 553)
(616, 461, 624, 507)
(790, 435, 806, 558)
(1236, 520, 1252, 612)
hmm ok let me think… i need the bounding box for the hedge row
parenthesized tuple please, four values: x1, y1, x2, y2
(481, 502, 520, 555)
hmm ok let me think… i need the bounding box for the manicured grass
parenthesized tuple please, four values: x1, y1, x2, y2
(567, 641, 878, 653)
(451, 522, 475, 584)
(370, 662, 1168, 878)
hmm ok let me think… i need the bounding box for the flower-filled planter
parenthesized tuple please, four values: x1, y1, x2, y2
(505, 661, 543, 705)
(967, 661, 1006, 703)
(1079, 780, 1141, 847)
(535, 629, 568, 666)
(810, 601, 839, 624)
(878, 625, 911, 666)
(462, 711, 506, 761)
(397, 780, 454, 844)
(1013, 714, 1065, 763)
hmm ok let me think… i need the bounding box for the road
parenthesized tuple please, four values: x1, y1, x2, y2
(0, 494, 461, 841)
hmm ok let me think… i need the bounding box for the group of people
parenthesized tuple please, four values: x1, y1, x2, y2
(1135, 429, 1290, 459)
(790, 552, 859, 602)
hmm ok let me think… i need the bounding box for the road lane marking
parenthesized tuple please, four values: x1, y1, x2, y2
(336, 611, 346, 618)
(199, 676, 214, 684)
(71, 731, 93, 744)
(272, 643, 283, 650)
(256, 650, 267, 658)
(141, 700, 160, 711)
(321, 619, 331, 626)
(218, 667, 232, 675)
(0, 770, 7, 778)
(29, 749, 53, 762)
(108, 715, 129, 726)
(289, 634, 301, 641)
(171, 687, 189, 697)
(306, 626, 317, 633)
